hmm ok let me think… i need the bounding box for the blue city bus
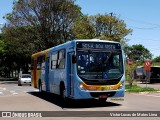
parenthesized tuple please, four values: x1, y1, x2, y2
(31, 39, 125, 101)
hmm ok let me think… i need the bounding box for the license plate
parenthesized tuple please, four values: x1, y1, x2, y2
(99, 95, 108, 98)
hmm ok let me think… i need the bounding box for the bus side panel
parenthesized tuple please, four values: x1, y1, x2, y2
(31, 59, 41, 89)
(33, 60, 37, 88)
(54, 70, 66, 95)
(49, 70, 55, 93)
(32, 59, 39, 88)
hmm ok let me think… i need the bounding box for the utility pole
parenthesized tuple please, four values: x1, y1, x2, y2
(109, 13, 113, 37)
(109, 12, 113, 17)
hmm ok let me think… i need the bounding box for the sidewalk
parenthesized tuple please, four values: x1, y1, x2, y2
(0, 77, 18, 84)
(0, 77, 18, 81)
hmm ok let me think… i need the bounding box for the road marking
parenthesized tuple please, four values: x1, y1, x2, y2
(34, 89, 39, 92)
(0, 87, 6, 91)
(10, 91, 18, 95)
(145, 95, 160, 98)
(133, 93, 160, 98)
(10, 90, 15, 93)
(12, 92, 18, 95)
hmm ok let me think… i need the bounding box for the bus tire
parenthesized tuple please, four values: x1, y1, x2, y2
(39, 80, 43, 92)
(60, 82, 66, 100)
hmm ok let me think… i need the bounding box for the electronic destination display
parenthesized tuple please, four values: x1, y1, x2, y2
(76, 42, 121, 50)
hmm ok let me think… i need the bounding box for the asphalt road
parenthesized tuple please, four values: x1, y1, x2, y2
(0, 81, 160, 120)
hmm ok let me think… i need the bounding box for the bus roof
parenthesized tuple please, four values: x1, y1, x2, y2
(32, 39, 120, 57)
(74, 39, 120, 43)
(32, 48, 50, 58)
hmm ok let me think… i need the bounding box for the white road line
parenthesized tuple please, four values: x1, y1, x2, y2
(0, 87, 6, 91)
(12, 92, 18, 95)
(9, 90, 18, 95)
(145, 95, 160, 98)
(133, 93, 160, 98)
(34, 89, 39, 92)
(10, 90, 15, 93)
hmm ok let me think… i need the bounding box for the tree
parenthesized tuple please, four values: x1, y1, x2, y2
(72, 15, 95, 39)
(4, 0, 82, 51)
(72, 14, 132, 42)
(93, 14, 132, 41)
(2, 0, 82, 75)
(124, 44, 152, 62)
(152, 56, 160, 62)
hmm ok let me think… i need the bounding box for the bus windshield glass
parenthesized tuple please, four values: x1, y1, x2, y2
(76, 50, 123, 80)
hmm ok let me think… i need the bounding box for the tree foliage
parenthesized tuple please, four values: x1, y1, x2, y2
(124, 44, 152, 62)
(1, 0, 82, 75)
(152, 56, 160, 62)
(5, 0, 81, 51)
(73, 14, 132, 41)
(72, 15, 95, 39)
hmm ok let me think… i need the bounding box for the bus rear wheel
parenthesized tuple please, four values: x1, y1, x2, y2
(60, 84, 66, 99)
(39, 81, 43, 92)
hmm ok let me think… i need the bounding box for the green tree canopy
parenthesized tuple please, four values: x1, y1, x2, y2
(2, 0, 82, 75)
(152, 56, 160, 62)
(73, 14, 132, 42)
(124, 44, 152, 62)
(4, 0, 82, 51)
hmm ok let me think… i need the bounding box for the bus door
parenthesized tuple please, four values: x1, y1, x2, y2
(67, 52, 74, 98)
(45, 57, 50, 91)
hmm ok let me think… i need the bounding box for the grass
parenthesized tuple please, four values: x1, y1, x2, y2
(125, 84, 158, 92)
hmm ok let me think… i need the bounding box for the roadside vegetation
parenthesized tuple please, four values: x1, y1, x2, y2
(125, 84, 158, 92)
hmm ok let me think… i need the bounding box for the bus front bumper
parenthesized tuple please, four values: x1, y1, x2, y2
(73, 88, 125, 100)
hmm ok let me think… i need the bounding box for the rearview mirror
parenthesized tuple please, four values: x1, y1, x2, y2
(72, 55, 77, 64)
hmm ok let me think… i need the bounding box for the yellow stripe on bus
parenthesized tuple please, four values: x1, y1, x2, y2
(82, 81, 122, 91)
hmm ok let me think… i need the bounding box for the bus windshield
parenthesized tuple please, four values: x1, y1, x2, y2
(77, 50, 123, 80)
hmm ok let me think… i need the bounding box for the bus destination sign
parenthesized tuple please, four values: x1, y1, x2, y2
(77, 42, 121, 50)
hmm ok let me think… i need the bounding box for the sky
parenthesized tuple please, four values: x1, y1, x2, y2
(0, 0, 160, 58)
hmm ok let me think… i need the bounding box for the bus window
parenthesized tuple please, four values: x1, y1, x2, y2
(51, 52, 58, 69)
(37, 56, 45, 70)
(57, 49, 65, 69)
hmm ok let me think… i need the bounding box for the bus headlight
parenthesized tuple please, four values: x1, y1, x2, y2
(79, 83, 87, 91)
(118, 82, 124, 90)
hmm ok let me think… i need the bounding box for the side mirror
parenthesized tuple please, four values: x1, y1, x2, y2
(72, 55, 77, 64)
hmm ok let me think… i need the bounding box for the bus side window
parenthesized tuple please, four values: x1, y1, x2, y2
(37, 56, 45, 70)
(51, 52, 58, 69)
(37, 63, 41, 70)
(57, 49, 65, 69)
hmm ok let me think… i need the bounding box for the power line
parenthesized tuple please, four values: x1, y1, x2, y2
(121, 15, 160, 27)
(128, 38, 160, 41)
(128, 25, 160, 30)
